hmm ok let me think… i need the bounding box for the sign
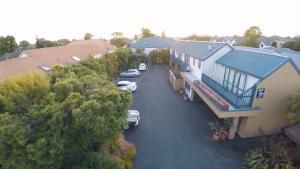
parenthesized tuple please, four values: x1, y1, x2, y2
(256, 88, 265, 99)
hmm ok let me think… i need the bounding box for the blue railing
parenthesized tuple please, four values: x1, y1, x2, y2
(201, 74, 256, 109)
(170, 55, 190, 72)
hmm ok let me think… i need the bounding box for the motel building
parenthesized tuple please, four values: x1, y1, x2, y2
(169, 41, 300, 139)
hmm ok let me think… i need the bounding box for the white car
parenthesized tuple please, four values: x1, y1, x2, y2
(125, 110, 141, 129)
(119, 69, 140, 78)
(138, 63, 147, 71)
(116, 81, 137, 92)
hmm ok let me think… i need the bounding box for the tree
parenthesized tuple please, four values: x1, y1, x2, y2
(161, 31, 166, 37)
(0, 57, 133, 168)
(183, 34, 211, 41)
(57, 39, 70, 46)
(0, 35, 18, 55)
(134, 34, 139, 40)
(271, 41, 277, 48)
(114, 48, 136, 71)
(282, 37, 300, 52)
(285, 92, 300, 124)
(84, 32, 93, 40)
(19, 40, 31, 49)
(141, 28, 155, 38)
(110, 32, 128, 48)
(240, 26, 262, 47)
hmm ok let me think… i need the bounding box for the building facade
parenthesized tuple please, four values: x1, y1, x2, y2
(169, 41, 300, 139)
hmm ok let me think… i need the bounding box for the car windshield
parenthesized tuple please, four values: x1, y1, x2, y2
(116, 83, 127, 87)
(127, 70, 135, 73)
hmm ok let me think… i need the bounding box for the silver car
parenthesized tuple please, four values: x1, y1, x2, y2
(120, 69, 140, 78)
(124, 110, 141, 129)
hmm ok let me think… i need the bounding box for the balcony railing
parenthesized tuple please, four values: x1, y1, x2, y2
(201, 74, 256, 109)
(170, 55, 190, 72)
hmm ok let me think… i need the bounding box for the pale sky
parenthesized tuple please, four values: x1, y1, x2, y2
(0, 0, 299, 43)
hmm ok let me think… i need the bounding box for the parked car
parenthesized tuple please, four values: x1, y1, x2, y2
(138, 63, 147, 71)
(119, 69, 140, 78)
(125, 110, 141, 129)
(116, 81, 137, 92)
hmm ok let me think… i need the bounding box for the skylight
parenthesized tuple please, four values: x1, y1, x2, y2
(71, 56, 81, 61)
(39, 65, 51, 71)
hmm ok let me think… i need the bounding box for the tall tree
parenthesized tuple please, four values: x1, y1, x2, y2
(84, 32, 93, 40)
(0, 35, 18, 55)
(19, 40, 31, 49)
(240, 26, 262, 47)
(110, 32, 127, 48)
(141, 28, 155, 38)
(286, 92, 300, 124)
(161, 31, 166, 37)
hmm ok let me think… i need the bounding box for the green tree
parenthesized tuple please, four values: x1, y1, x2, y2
(110, 32, 128, 48)
(57, 39, 70, 46)
(141, 28, 155, 38)
(19, 40, 31, 49)
(271, 41, 277, 48)
(84, 32, 94, 40)
(285, 92, 300, 124)
(114, 48, 136, 71)
(0, 35, 18, 55)
(0, 57, 132, 168)
(240, 26, 262, 47)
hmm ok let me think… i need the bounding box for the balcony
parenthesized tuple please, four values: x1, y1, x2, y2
(201, 74, 256, 109)
(170, 55, 190, 72)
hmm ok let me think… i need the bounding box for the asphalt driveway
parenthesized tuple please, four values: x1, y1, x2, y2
(124, 65, 252, 169)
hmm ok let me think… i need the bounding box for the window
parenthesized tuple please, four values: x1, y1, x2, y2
(184, 55, 190, 64)
(223, 67, 247, 95)
(198, 60, 201, 69)
(193, 58, 195, 66)
(71, 56, 81, 61)
(39, 65, 51, 71)
(185, 81, 190, 91)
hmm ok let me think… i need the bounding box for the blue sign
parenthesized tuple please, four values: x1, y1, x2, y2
(256, 88, 265, 99)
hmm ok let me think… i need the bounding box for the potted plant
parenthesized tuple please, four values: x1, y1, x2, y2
(208, 121, 221, 141)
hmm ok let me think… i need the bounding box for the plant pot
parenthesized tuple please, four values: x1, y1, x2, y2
(212, 132, 220, 141)
(183, 95, 188, 100)
(219, 133, 227, 140)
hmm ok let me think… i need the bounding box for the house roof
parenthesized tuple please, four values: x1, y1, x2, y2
(216, 48, 289, 79)
(259, 37, 274, 46)
(173, 41, 227, 60)
(130, 37, 175, 48)
(0, 39, 115, 81)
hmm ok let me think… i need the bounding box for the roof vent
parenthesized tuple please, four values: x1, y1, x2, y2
(39, 65, 51, 72)
(208, 45, 212, 51)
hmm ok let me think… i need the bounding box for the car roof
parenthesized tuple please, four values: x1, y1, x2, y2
(117, 81, 131, 84)
(128, 69, 137, 71)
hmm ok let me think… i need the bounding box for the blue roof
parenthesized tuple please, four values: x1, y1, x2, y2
(216, 48, 289, 79)
(173, 41, 227, 60)
(130, 37, 175, 48)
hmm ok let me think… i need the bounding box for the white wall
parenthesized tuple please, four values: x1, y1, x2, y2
(189, 57, 203, 80)
(202, 45, 232, 78)
(214, 63, 225, 84)
(245, 75, 259, 90)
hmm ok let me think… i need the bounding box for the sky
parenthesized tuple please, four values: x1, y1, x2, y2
(0, 0, 299, 43)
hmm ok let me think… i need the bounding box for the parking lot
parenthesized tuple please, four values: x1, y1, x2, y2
(124, 65, 252, 169)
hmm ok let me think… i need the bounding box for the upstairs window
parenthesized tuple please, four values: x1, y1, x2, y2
(71, 56, 81, 61)
(39, 65, 51, 72)
(193, 58, 195, 66)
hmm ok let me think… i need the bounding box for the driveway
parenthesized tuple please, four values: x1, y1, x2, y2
(125, 65, 252, 169)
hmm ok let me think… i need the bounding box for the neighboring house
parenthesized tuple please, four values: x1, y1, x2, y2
(0, 39, 116, 81)
(130, 37, 175, 56)
(168, 41, 300, 139)
(213, 36, 244, 46)
(0, 48, 24, 61)
(259, 37, 275, 48)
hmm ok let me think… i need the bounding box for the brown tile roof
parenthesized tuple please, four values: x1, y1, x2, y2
(0, 39, 116, 81)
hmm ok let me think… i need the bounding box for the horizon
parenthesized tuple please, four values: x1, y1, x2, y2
(1, 0, 299, 43)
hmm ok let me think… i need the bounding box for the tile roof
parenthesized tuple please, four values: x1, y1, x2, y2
(216, 48, 288, 79)
(130, 37, 175, 48)
(173, 41, 227, 60)
(0, 39, 115, 81)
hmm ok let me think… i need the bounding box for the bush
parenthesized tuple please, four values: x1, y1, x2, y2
(244, 139, 295, 169)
